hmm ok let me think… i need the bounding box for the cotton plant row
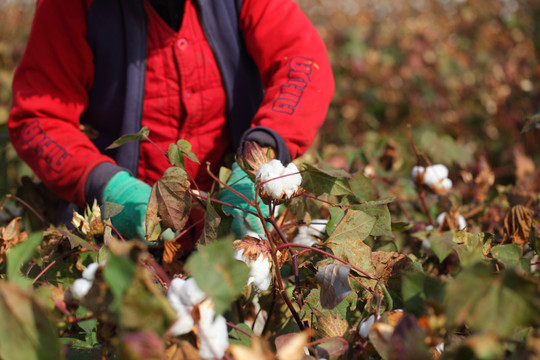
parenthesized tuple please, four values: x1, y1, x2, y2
(52, 135, 538, 360)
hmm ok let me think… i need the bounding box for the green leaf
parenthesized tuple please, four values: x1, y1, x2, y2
(302, 164, 353, 197)
(120, 270, 177, 335)
(326, 206, 345, 235)
(7, 232, 43, 288)
(351, 203, 393, 238)
(185, 238, 250, 315)
(445, 262, 540, 337)
(228, 323, 253, 346)
(103, 252, 137, 307)
(402, 271, 446, 316)
(106, 126, 149, 150)
(58, 228, 96, 252)
(453, 231, 492, 267)
(167, 139, 200, 168)
(327, 209, 376, 244)
(418, 231, 455, 263)
(0, 281, 64, 360)
(349, 170, 378, 202)
(100, 202, 124, 220)
(529, 225, 540, 256)
(491, 244, 528, 271)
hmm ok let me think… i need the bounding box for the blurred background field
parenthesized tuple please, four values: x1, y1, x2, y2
(0, 0, 539, 220)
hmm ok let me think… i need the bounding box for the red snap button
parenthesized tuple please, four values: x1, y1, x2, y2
(177, 38, 188, 50)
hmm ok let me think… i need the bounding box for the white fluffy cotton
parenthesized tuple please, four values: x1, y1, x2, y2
(256, 160, 302, 200)
(72, 278, 93, 299)
(436, 212, 466, 230)
(167, 278, 229, 359)
(72, 261, 103, 299)
(411, 164, 452, 191)
(293, 219, 328, 247)
(358, 314, 378, 338)
(198, 304, 229, 359)
(235, 249, 272, 291)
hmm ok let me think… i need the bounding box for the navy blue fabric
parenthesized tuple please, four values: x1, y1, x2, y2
(84, 0, 147, 176)
(196, 0, 265, 149)
(82, 0, 287, 204)
(240, 127, 291, 164)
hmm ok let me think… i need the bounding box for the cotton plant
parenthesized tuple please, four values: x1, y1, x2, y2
(167, 277, 229, 359)
(411, 164, 452, 195)
(423, 211, 467, 250)
(256, 159, 303, 204)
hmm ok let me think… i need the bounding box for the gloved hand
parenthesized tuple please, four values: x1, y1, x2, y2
(103, 171, 151, 240)
(220, 162, 270, 238)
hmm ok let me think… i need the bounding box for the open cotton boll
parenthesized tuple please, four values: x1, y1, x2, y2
(167, 277, 209, 336)
(256, 159, 302, 201)
(72, 278, 92, 299)
(235, 249, 272, 291)
(198, 304, 229, 359)
(423, 164, 449, 186)
(437, 212, 466, 230)
(358, 314, 378, 338)
(82, 262, 100, 281)
(293, 226, 319, 247)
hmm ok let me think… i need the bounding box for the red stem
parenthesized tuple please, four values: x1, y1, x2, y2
(275, 243, 375, 280)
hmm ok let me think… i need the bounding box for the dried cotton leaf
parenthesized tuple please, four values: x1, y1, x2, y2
(315, 264, 352, 309)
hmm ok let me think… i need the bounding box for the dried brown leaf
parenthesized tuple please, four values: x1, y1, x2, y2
(165, 339, 201, 360)
(230, 337, 275, 360)
(502, 205, 533, 248)
(315, 264, 352, 309)
(372, 251, 413, 280)
(276, 330, 311, 360)
(154, 167, 191, 232)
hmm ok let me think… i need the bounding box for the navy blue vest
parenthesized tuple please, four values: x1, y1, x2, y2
(82, 0, 265, 175)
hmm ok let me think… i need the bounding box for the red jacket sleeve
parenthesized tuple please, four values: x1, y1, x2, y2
(8, 0, 116, 207)
(239, 0, 335, 160)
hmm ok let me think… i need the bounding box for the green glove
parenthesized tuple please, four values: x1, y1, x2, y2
(220, 162, 270, 238)
(103, 171, 151, 240)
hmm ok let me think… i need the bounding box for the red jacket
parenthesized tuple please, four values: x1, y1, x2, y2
(9, 0, 335, 207)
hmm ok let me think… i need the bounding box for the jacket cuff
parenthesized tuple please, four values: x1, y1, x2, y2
(239, 126, 291, 164)
(84, 162, 128, 205)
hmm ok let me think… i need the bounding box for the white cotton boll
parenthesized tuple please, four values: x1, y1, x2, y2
(281, 163, 302, 198)
(435, 342, 445, 354)
(82, 262, 100, 281)
(72, 278, 92, 299)
(307, 219, 328, 237)
(168, 309, 195, 336)
(198, 306, 229, 359)
(423, 164, 449, 187)
(293, 226, 318, 247)
(437, 212, 466, 230)
(440, 178, 453, 191)
(257, 160, 302, 200)
(248, 254, 272, 291)
(359, 314, 378, 338)
(179, 278, 207, 306)
(236, 250, 272, 291)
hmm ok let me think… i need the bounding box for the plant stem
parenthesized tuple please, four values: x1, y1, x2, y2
(419, 190, 435, 226)
(226, 321, 253, 338)
(0, 194, 47, 226)
(32, 248, 83, 285)
(268, 217, 303, 308)
(275, 243, 375, 280)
